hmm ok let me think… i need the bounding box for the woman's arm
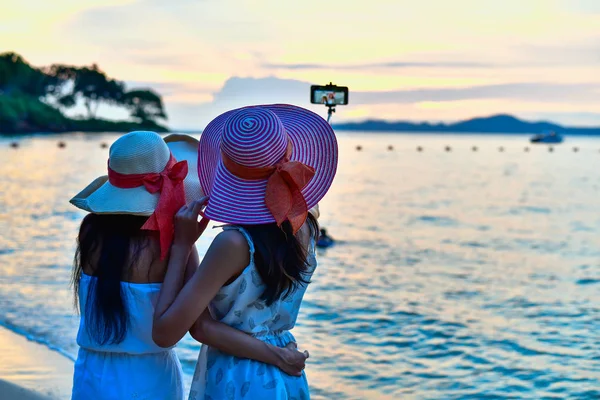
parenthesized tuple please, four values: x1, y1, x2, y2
(153, 200, 309, 374)
(181, 246, 307, 376)
(153, 223, 249, 347)
(190, 311, 306, 376)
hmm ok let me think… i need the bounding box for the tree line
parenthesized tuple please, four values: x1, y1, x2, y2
(0, 52, 166, 125)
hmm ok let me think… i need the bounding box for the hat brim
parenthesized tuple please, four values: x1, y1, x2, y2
(198, 104, 338, 225)
(70, 134, 204, 215)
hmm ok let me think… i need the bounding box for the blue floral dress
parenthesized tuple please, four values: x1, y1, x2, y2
(188, 226, 316, 400)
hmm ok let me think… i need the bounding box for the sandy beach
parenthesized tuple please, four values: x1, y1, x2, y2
(0, 326, 73, 400)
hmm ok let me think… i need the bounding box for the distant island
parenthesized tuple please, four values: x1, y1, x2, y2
(333, 114, 600, 135)
(0, 52, 168, 134)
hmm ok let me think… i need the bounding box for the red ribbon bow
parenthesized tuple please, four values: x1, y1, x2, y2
(222, 142, 315, 233)
(108, 154, 188, 260)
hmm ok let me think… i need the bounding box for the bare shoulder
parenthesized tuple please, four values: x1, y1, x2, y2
(134, 238, 167, 283)
(212, 229, 249, 251)
(205, 229, 251, 274)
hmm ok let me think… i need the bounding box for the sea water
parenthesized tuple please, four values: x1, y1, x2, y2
(1, 132, 599, 399)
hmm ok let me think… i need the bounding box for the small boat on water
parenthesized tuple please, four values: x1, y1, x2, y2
(530, 131, 563, 144)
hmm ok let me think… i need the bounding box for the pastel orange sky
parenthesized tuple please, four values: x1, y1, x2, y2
(2, 0, 600, 128)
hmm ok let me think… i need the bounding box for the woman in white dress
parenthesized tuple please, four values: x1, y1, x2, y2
(69, 131, 308, 400)
(152, 105, 338, 399)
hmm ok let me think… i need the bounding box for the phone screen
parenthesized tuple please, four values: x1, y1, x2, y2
(310, 85, 349, 105)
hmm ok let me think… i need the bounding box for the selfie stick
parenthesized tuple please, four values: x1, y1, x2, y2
(325, 82, 336, 124)
(326, 104, 335, 124)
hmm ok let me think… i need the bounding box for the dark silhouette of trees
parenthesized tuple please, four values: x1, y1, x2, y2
(48, 64, 125, 118)
(0, 52, 168, 133)
(0, 52, 60, 98)
(122, 89, 167, 123)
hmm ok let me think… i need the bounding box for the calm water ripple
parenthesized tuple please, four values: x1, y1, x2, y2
(1, 132, 599, 399)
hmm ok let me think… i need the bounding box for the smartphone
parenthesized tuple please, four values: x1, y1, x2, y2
(310, 84, 349, 105)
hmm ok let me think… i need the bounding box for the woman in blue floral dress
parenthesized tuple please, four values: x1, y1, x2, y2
(152, 105, 338, 399)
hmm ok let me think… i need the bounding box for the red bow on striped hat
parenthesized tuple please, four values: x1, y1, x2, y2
(222, 143, 315, 233)
(108, 154, 188, 260)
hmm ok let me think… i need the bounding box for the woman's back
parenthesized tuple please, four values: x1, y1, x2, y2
(72, 215, 184, 400)
(189, 222, 316, 400)
(152, 104, 338, 400)
(69, 131, 208, 400)
(76, 274, 167, 354)
(80, 225, 167, 283)
(208, 225, 317, 335)
(76, 215, 169, 352)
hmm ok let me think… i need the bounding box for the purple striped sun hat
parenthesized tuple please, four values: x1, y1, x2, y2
(198, 104, 338, 228)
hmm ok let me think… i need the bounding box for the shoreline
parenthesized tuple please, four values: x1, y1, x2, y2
(0, 326, 73, 399)
(0, 379, 53, 400)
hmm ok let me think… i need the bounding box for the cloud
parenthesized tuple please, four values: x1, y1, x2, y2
(168, 76, 342, 128)
(125, 80, 214, 96)
(206, 77, 600, 106)
(166, 76, 600, 129)
(210, 76, 309, 104)
(262, 61, 495, 70)
(123, 54, 195, 68)
(48, 0, 600, 130)
(352, 83, 600, 104)
(517, 37, 600, 66)
(262, 36, 600, 71)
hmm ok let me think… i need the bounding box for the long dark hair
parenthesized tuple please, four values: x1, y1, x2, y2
(241, 213, 319, 305)
(72, 213, 154, 345)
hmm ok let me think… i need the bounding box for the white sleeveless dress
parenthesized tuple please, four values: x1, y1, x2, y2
(188, 226, 316, 400)
(72, 274, 184, 400)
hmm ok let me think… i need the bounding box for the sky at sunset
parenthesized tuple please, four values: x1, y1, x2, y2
(2, 0, 600, 129)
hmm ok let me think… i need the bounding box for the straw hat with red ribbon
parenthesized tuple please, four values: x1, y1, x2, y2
(198, 104, 338, 232)
(70, 131, 204, 259)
